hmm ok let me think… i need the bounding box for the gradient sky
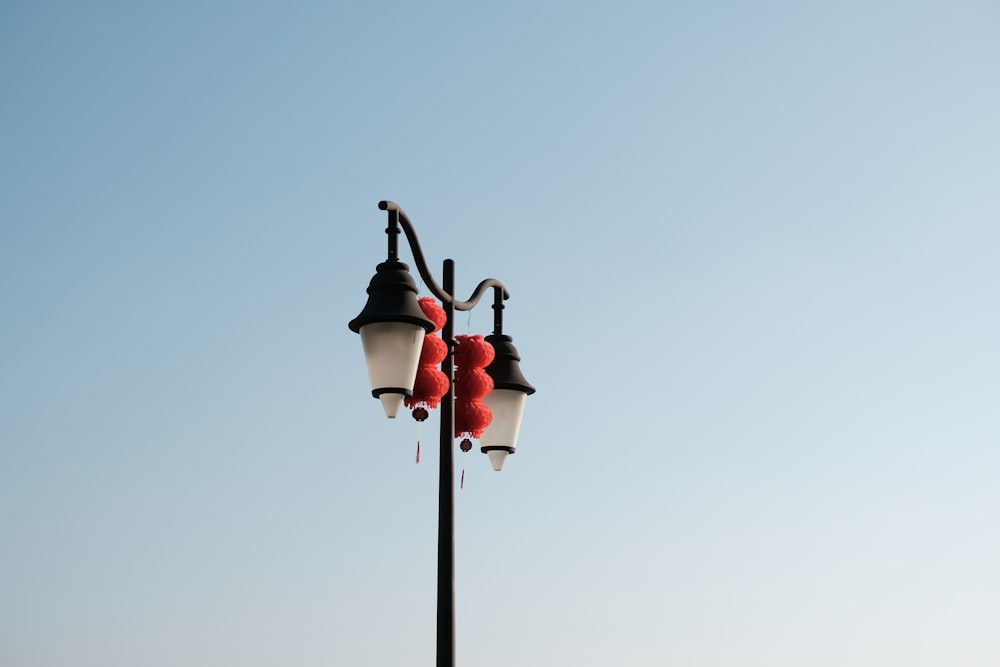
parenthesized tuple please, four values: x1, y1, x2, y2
(2, 2, 999, 666)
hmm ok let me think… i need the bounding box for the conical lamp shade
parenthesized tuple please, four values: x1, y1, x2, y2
(486, 449, 509, 471)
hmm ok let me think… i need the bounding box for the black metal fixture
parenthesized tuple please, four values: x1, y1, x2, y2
(349, 200, 535, 667)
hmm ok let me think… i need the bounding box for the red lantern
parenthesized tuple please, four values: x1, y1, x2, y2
(405, 298, 450, 417)
(458, 367, 493, 398)
(453, 334, 495, 439)
(419, 335, 447, 365)
(454, 333, 495, 368)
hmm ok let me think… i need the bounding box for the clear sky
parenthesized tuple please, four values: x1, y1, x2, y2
(2, 2, 998, 666)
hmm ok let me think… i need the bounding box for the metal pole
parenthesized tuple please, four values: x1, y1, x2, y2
(437, 259, 456, 667)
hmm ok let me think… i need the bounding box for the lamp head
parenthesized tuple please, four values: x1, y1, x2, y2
(480, 334, 535, 470)
(350, 261, 436, 418)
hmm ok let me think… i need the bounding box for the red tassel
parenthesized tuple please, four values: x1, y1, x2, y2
(416, 440, 420, 464)
(460, 468, 465, 489)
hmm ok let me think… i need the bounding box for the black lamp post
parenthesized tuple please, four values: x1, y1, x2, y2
(349, 201, 535, 667)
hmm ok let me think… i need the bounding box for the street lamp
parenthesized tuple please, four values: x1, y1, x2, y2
(480, 290, 536, 471)
(349, 200, 534, 667)
(348, 255, 435, 418)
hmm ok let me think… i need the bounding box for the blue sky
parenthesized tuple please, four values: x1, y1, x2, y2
(2, 2, 998, 666)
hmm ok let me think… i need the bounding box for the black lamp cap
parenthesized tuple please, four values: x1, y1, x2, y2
(348, 261, 435, 334)
(484, 334, 536, 395)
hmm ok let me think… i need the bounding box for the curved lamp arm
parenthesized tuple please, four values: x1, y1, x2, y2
(379, 200, 511, 312)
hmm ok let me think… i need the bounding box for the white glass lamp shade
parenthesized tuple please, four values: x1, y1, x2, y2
(480, 388, 527, 470)
(359, 321, 425, 418)
(485, 450, 509, 472)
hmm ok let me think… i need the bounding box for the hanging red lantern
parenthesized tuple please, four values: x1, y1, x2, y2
(420, 296, 447, 332)
(408, 367, 450, 415)
(405, 298, 450, 418)
(454, 399, 492, 436)
(458, 367, 493, 399)
(454, 333, 495, 368)
(418, 334, 447, 365)
(453, 334, 495, 439)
